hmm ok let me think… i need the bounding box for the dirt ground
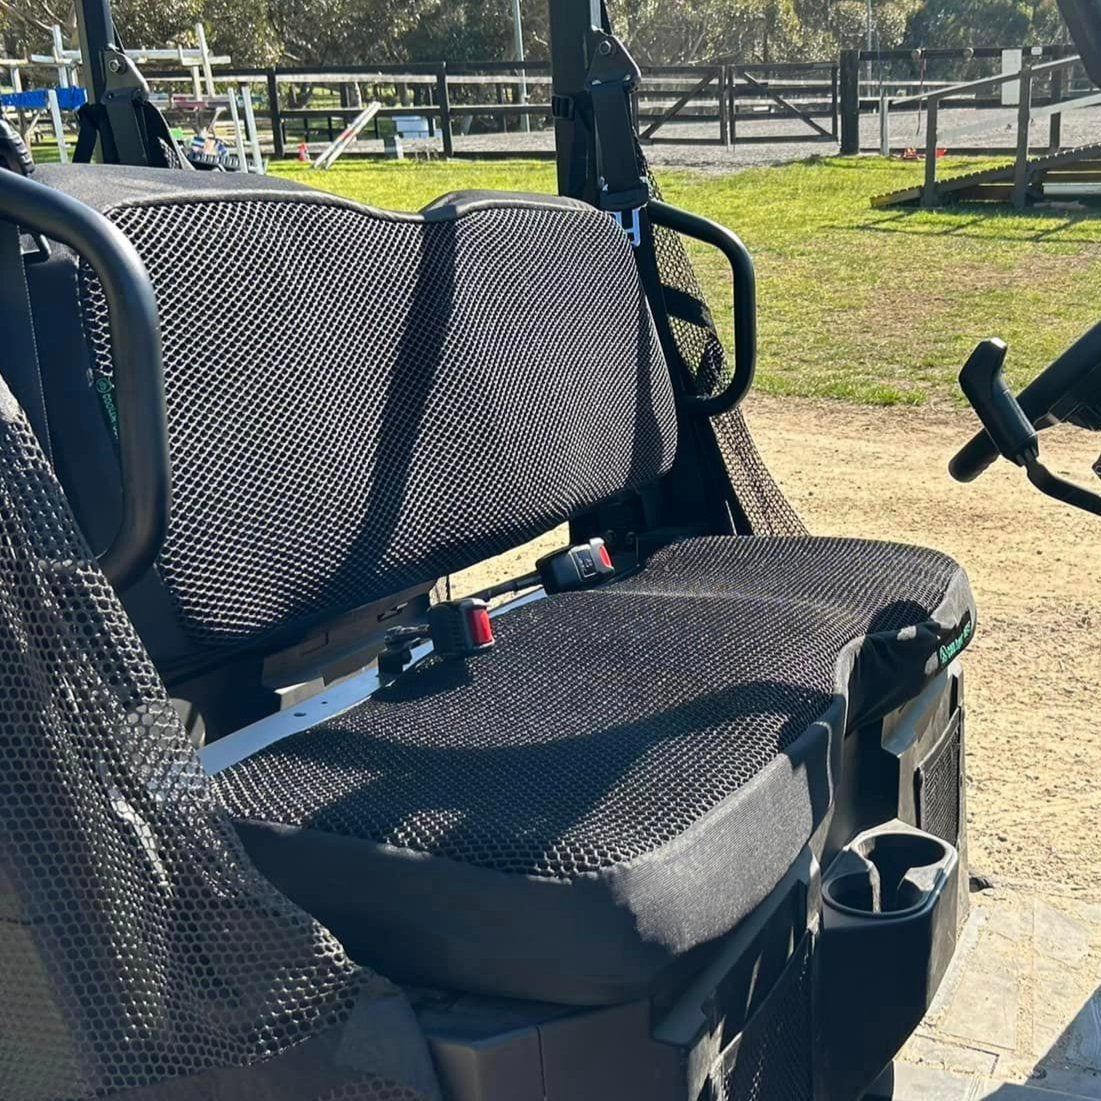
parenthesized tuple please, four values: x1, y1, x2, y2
(365, 104, 1101, 172)
(748, 394, 1101, 894)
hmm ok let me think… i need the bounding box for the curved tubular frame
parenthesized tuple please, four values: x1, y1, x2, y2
(1024, 453, 1101, 519)
(648, 199, 757, 416)
(0, 169, 169, 590)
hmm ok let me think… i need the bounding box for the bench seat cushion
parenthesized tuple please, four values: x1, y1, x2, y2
(213, 534, 974, 1006)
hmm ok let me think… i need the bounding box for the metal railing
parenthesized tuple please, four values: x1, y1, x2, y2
(883, 54, 1086, 207)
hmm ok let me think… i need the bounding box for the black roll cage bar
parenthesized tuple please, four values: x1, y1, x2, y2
(0, 170, 169, 590)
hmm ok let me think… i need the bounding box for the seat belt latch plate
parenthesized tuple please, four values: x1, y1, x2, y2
(611, 205, 642, 247)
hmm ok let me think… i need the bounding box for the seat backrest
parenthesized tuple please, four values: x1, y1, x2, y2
(28, 166, 677, 671)
(0, 375, 439, 1100)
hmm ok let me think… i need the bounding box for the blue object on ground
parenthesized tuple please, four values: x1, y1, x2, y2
(1, 86, 87, 111)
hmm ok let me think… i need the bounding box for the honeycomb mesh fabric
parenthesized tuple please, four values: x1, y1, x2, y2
(216, 535, 962, 881)
(0, 384, 436, 1100)
(918, 719, 963, 846)
(78, 195, 676, 649)
(718, 933, 814, 1101)
(644, 167, 806, 536)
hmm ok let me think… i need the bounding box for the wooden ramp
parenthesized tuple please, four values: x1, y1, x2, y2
(872, 141, 1101, 209)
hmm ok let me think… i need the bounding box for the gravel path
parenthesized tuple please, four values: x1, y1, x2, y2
(332, 103, 1101, 171)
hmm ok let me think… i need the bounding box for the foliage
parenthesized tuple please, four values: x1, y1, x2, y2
(905, 0, 1068, 49)
(0, 0, 1071, 71)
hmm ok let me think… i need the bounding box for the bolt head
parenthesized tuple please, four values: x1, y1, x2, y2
(108, 57, 123, 72)
(597, 40, 613, 56)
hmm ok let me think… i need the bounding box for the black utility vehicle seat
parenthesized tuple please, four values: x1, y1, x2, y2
(16, 165, 976, 1012)
(214, 534, 973, 1006)
(22, 165, 677, 687)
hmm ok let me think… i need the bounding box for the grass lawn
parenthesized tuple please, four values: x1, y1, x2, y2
(272, 156, 1101, 406)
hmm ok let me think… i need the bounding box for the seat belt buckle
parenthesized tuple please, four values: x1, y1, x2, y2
(427, 598, 495, 660)
(537, 538, 616, 594)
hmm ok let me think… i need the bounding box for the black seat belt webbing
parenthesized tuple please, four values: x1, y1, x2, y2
(0, 219, 53, 462)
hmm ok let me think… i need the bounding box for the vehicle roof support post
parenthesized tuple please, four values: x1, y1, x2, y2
(74, 0, 184, 166)
(1056, 0, 1101, 86)
(75, 0, 115, 110)
(549, 0, 603, 203)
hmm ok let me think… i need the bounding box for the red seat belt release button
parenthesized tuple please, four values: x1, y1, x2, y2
(537, 538, 616, 594)
(427, 598, 495, 659)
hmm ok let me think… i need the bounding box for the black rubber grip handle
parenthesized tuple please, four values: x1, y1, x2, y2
(0, 118, 34, 177)
(0, 169, 169, 590)
(951, 338, 1036, 482)
(648, 199, 756, 416)
(951, 319, 1101, 484)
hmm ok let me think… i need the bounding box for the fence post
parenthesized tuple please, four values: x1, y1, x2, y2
(436, 63, 454, 157)
(879, 88, 889, 156)
(921, 99, 939, 207)
(1049, 47, 1069, 152)
(1013, 64, 1034, 211)
(831, 64, 839, 139)
(718, 65, 730, 147)
(839, 49, 860, 154)
(266, 68, 284, 159)
(728, 65, 737, 148)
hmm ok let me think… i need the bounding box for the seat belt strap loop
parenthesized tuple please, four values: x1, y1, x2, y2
(584, 32, 650, 246)
(0, 219, 52, 463)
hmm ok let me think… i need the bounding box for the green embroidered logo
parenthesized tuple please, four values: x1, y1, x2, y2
(94, 376, 119, 436)
(938, 617, 973, 667)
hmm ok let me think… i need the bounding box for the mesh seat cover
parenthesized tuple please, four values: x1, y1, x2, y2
(0, 380, 439, 1100)
(215, 535, 974, 1006)
(53, 168, 677, 659)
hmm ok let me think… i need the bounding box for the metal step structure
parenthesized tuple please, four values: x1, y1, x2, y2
(873, 141, 1101, 209)
(870, 53, 1099, 210)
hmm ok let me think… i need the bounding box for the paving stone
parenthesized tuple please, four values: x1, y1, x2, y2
(1065, 989, 1101, 1072)
(902, 1033, 1000, 1077)
(984, 898, 1029, 945)
(930, 907, 990, 1019)
(882, 1063, 1101, 1101)
(941, 965, 1020, 1051)
(1035, 900, 1094, 968)
(974, 1080, 1094, 1101)
(870, 1062, 975, 1101)
(1035, 954, 1095, 1057)
(1034, 1066, 1101, 1101)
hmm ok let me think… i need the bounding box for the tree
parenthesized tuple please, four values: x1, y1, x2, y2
(904, 0, 1067, 47)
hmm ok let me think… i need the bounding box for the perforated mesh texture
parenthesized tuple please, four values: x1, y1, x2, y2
(917, 715, 963, 846)
(645, 168, 806, 537)
(718, 933, 815, 1101)
(78, 194, 676, 650)
(0, 383, 437, 1100)
(216, 535, 965, 881)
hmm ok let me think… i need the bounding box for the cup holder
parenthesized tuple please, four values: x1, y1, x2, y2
(820, 824, 961, 1100)
(824, 831, 952, 917)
